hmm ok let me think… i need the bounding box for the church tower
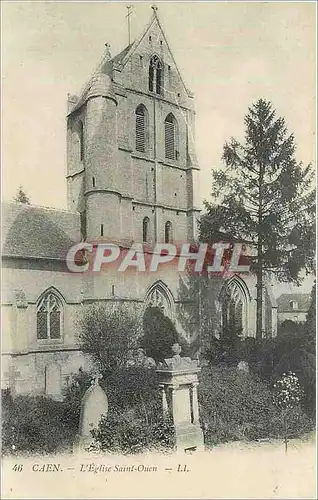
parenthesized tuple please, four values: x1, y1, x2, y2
(66, 7, 201, 244)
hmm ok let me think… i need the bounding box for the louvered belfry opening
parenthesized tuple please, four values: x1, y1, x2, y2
(165, 113, 176, 160)
(136, 105, 146, 153)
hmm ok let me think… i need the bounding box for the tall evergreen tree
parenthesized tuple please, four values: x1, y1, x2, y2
(200, 99, 315, 339)
(14, 186, 30, 204)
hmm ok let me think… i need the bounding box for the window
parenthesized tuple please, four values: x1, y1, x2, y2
(78, 121, 84, 161)
(135, 105, 148, 153)
(149, 55, 162, 95)
(143, 217, 150, 243)
(37, 291, 63, 340)
(290, 300, 298, 310)
(165, 221, 173, 243)
(165, 113, 178, 160)
(80, 210, 87, 240)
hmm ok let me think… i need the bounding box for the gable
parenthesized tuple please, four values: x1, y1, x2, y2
(113, 13, 193, 106)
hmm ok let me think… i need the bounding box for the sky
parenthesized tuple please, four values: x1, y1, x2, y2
(1, 1, 316, 294)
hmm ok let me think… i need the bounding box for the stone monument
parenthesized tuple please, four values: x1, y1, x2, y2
(156, 343, 204, 452)
(74, 373, 108, 452)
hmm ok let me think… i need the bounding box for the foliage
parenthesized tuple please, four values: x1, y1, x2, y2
(200, 98, 315, 338)
(105, 366, 160, 410)
(272, 371, 306, 452)
(91, 366, 175, 454)
(141, 307, 179, 362)
(1, 391, 78, 456)
(14, 186, 30, 204)
(200, 98, 315, 281)
(304, 281, 316, 352)
(198, 366, 313, 447)
(78, 303, 140, 374)
(177, 273, 224, 356)
(92, 407, 175, 455)
(272, 372, 304, 410)
(278, 319, 303, 336)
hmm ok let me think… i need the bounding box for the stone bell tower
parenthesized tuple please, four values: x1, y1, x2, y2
(66, 7, 201, 245)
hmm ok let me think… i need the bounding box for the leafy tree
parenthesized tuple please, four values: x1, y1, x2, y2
(304, 281, 316, 353)
(78, 304, 140, 374)
(141, 307, 178, 362)
(14, 186, 30, 204)
(200, 99, 315, 339)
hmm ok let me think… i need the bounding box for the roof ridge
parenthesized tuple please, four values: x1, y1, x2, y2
(2, 201, 77, 214)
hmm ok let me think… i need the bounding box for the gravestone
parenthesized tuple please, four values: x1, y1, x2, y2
(156, 343, 204, 452)
(4, 365, 21, 398)
(45, 363, 62, 400)
(74, 374, 108, 452)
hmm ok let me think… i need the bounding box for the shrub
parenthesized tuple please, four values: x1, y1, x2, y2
(104, 366, 160, 411)
(141, 307, 179, 362)
(198, 365, 313, 446)
(2, 392, 78, 456)
(91, 366, 175, 454)
(78, 303, 140, 374)
(92, 407, 175, 455)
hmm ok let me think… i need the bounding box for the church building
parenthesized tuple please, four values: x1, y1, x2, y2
(2, 7, 277, 399)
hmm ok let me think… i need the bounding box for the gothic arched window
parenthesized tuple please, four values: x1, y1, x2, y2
(144, 281, 174, 319)
(143, 217, 150, 243)
(135, 104, 148, 153)
(37, 291, 63, 340)
(149, 55, 162, 95)
(219, 277, 250, 338)
(165, 221, 173, 243)
(164, 113, 178, 160)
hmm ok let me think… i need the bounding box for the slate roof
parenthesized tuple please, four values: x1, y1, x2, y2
(1, 202, 81, 260)
(277, 293, 311, 313)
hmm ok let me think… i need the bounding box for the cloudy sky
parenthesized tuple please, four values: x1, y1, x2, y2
(2, 1, 316, 293)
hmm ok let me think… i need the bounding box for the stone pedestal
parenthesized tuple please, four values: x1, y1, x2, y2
(156, 344, 204, 452)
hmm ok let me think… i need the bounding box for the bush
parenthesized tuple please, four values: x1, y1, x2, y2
(90, 366, 175, 454)
(2, 391, 78, 456)
(141, 307, 179, 362)
(92, 407, 175, 455)
(198, 366, 313, 446)
(78, 304, 140, 374)
(105, 366, 160, 410)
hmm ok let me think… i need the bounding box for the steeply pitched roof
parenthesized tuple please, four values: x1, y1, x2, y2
(68, 8, 192, 116)
(277, 293, 311, 313)
(2, 202, 81, 260)
(118, 9, 192, 97)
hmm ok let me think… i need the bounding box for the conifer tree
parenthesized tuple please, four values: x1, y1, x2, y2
(200, 99, 315, 339)
(14, 186, 30, 204)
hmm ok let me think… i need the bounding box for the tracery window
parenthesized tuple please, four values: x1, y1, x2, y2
(149, 55, 162, 95)
(37, 291, 63, 340)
